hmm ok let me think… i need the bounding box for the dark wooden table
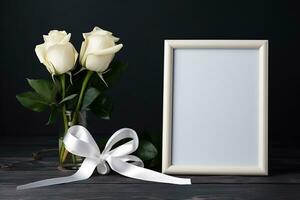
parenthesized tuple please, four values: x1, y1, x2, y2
(1, 136, 300, 199)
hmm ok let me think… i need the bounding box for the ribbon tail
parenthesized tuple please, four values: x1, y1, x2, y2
(17, 158, 98, 190)
(107, 157, 191, 185)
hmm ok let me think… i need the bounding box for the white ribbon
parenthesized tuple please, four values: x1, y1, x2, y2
(17, 126, 191, 190)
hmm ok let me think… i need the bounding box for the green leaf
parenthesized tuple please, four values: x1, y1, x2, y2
(59, 94, 78, 104)
(106, 61, 127, 85)
(136, 140, 158, 161)
(16, 92, 48, 112)
(137, 131, 162, 170)
(46, 107, 58, 125)
(27, 79, 54, 102)
(90, 95, 113, 119)
(81, 87, 100, 110)
(91, 61, 127, 90)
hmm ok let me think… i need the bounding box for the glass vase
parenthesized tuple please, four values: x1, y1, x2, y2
(58, 111, 87, 170)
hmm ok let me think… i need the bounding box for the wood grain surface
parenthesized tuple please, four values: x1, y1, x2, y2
(0, 136, 299, 199)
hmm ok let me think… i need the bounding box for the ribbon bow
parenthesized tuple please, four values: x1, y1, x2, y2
(17, 126, 191, 190)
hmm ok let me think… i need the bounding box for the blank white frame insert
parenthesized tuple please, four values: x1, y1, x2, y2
(162, 40, 268, 175)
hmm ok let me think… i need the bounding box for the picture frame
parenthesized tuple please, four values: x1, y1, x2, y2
(162, 40, 268, 175)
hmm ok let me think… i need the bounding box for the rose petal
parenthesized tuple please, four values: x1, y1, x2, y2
(48, 30, 59, 35)
(83, 27, 113, 40)
(93, 27, 102, 31)
(85, 54, 114, 73)
(43, 35, 49, 42)
(44, 31, 70, 46)
(82, 33, 88, 39)
(111, 36, 120, 42)
(46, 62, 57, 74)
(47, 43, 75, 74)
(93, 27, 112, 35)
(35, 44, 47, 63)
(90, 44, 123, 56)
(72, 44, 79, 65)
(35, 44, 56, 74)
(60, 33, 71, 43)
(79, 41, 87, 65)
(89, 35, 114, 50)
(60, 30, 67, 35)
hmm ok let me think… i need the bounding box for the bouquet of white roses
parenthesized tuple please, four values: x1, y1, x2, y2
(16, 27, 126, 168)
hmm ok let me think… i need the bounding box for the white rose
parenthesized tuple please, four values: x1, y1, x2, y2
(79, 27, 123, 73)
(35, 30, 78, 75)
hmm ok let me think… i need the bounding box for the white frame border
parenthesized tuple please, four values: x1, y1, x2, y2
(162, 40, 268, 175)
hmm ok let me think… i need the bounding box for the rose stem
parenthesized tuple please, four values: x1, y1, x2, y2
(71, 70, 94, 125)
(60, 74, 68, 133)
(59, 74, 69, 165)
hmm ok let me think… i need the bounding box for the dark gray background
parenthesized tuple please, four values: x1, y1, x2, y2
(0, 0, 299, 150)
